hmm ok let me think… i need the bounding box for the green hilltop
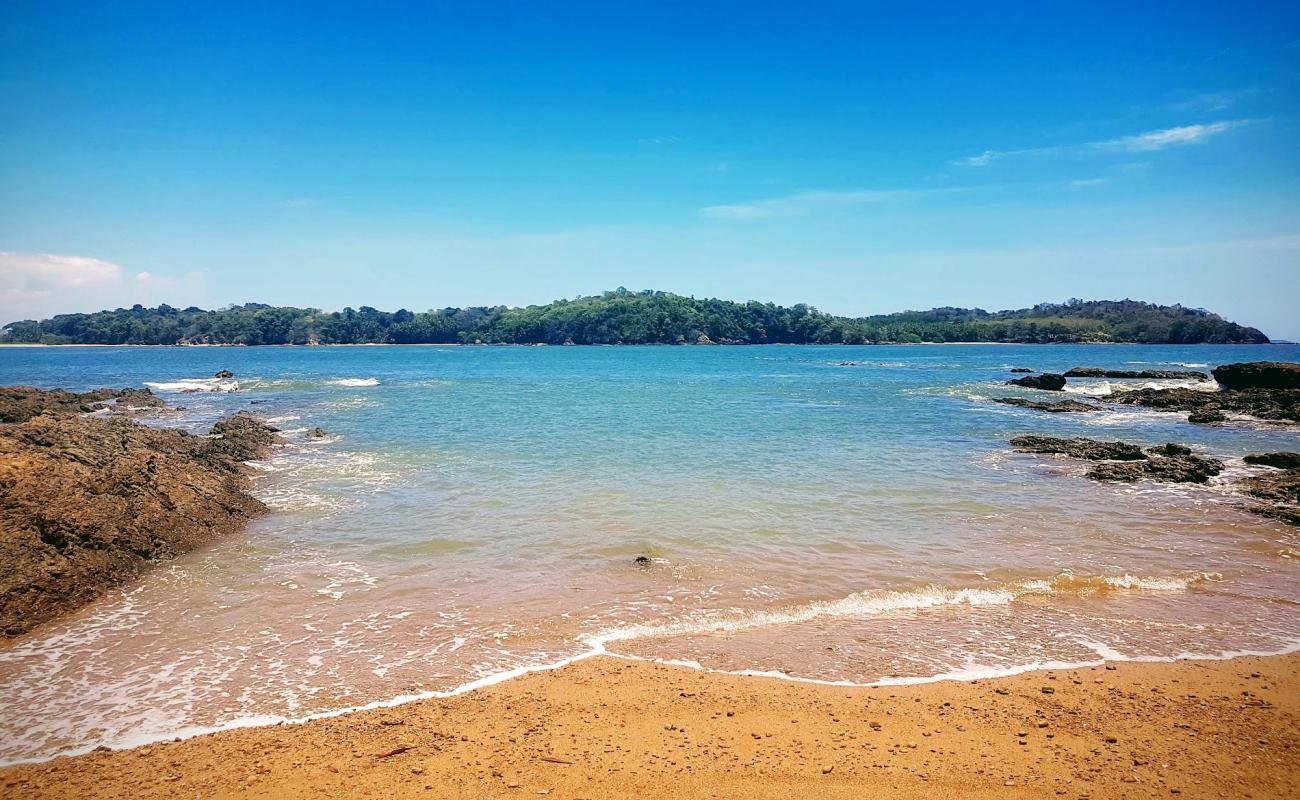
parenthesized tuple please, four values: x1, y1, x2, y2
(1, 289, 1270, 346)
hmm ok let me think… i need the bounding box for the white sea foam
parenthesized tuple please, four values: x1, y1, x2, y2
(1064, 378, 1220, 397)
(145, 377, 241, 393)
(328, 377, 380, 387)
(0, 569, 1279, 769)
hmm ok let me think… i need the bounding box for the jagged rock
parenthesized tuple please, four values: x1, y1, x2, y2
(1007, 373, 1067, 391)
(307, 427, 328, 438)
(0, 397, 283, 638)
(1146, 443, 1192, 457)
(1243, 452, 1300, 469)
(993, 398, 1099, 413)
(1211, 361, 1300, 391)
(1009, 368, 1036, 373)
(1064, 368, 1208, 379)
(214, 369, 235, 379)
(1238, 469, 1300, 505)
(1188, 409, 1228, 424)
(0, 386, 165, 423)
(634, 555, 651, 565)
(1110, 387, 1299, 424)
(1010, 435, 1146, 461)
(1089, 454, 1224, 484)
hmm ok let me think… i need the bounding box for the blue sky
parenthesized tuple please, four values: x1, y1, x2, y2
(2, 1, 1299, 337)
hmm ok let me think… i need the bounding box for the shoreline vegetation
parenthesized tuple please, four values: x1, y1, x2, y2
(2, 290, 1271, 346)
(3, 653, 1296, 798)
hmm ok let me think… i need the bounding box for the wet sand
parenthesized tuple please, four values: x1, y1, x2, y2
(3, 653, 1297, 799)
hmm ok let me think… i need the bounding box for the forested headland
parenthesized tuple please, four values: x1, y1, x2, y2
(0, 290, 1270, 346)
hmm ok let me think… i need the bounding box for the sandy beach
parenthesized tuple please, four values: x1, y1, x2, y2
(3, 652, 1296, 799)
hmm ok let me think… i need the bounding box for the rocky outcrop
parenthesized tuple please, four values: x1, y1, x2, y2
(1009, 368, 1035, 373)
(1211, 362, 1300, 391)
(0, 390, 283, 638)
(1188, 409, 1228, 424)
(0, 386, 165, 423)
(993, 398, 1099, 413)
(1010, 435, 1146, 461)
(1243, 452, 1300, 469)
(1064, 368, 1208, 379)
(1238, 469, 1300, 506)
(1109, 386, 1300, 424)
(214, 369, 235, 379)
(1007, 373, 1067, 391)
(1088, 454, 1224, 484)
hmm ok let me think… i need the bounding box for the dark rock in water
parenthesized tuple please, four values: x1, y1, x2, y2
(207, 412, 281, 461)
(1238, 468, 1300, 505)
(1089, 454, 1224, 484)
(1009, 368, 1036, 373)
(1007, 373, 1067, 391)
(1247, 504, 1300, 527)
(835, 361, 867, 367)
(1110, 386, 1300, 424)
(1064, 367, 1208, 380)
(1146, 443, 1192, 457)
(0, 386, 165, 423)
(1010, 435, 1146, 461)
(214, 369, 235, 379)
(249, 399, 268, 404)
(307, 427, 328, 438)
(1243, 452, 1300, 469)
(993, 397, 1099, 413)
(1211, 361, 1300, 391)
(0, 397, 283, 638)
(633, 555, 652, 565)
(1188, 409, 1228, 424)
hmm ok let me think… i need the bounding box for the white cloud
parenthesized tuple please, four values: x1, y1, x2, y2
(955, 119, 1258, 166)
(700, 189, 919, 220)
(0, 251, 205, 325)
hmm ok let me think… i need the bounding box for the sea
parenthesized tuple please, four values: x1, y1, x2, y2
(0, 343, 1297, 764)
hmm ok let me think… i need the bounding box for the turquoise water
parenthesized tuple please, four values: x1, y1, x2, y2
(1, 343, 1298, 763)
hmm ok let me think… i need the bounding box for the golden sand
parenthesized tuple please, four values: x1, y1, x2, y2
(3, 653, 1297, 799)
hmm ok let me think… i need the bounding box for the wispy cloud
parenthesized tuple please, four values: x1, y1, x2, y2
(955, 119, 1259, 167)
(638, 135, 682, 146)
(700, 189, 922, 220)
(1167, 87, 1261, 113)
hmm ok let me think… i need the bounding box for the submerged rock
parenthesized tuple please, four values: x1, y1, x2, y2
(214, 369, 235, 379)
(1006, 373, 1067, 391)
(1188, 409, 1228, 424)
(1211, 361, 1300, 391)
(1009, 368, 1035, 373)
(307, 427, 329, 438)
(1146, 443, 1192, 457)
(1243, 452, 1300, 469)
(1237, 468, 1300, 506)
(1064, 367, 1208, 379)
(634, 555, 652, 565)
(1010, 435, 1147, 461)
(0, 390, 285, 638)
(1089, 454, 1224, 484)
(993, 397, 1099, 413)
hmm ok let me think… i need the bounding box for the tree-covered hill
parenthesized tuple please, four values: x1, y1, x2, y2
(0, 291, 1270, 346)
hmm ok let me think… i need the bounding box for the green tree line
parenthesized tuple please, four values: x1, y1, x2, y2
(0, 291, 1270, 345)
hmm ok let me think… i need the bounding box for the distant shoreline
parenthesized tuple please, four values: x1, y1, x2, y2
(0, 341, 1282, 349)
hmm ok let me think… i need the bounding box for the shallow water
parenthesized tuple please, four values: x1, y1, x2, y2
(1, 343, 1297, 763)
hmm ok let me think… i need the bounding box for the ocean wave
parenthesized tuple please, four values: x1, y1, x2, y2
(145, 377, 241, 393)
(328, 377, 380, 387)
(585, 572, 1212, 648)
(1064, 378, 1220, 396)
